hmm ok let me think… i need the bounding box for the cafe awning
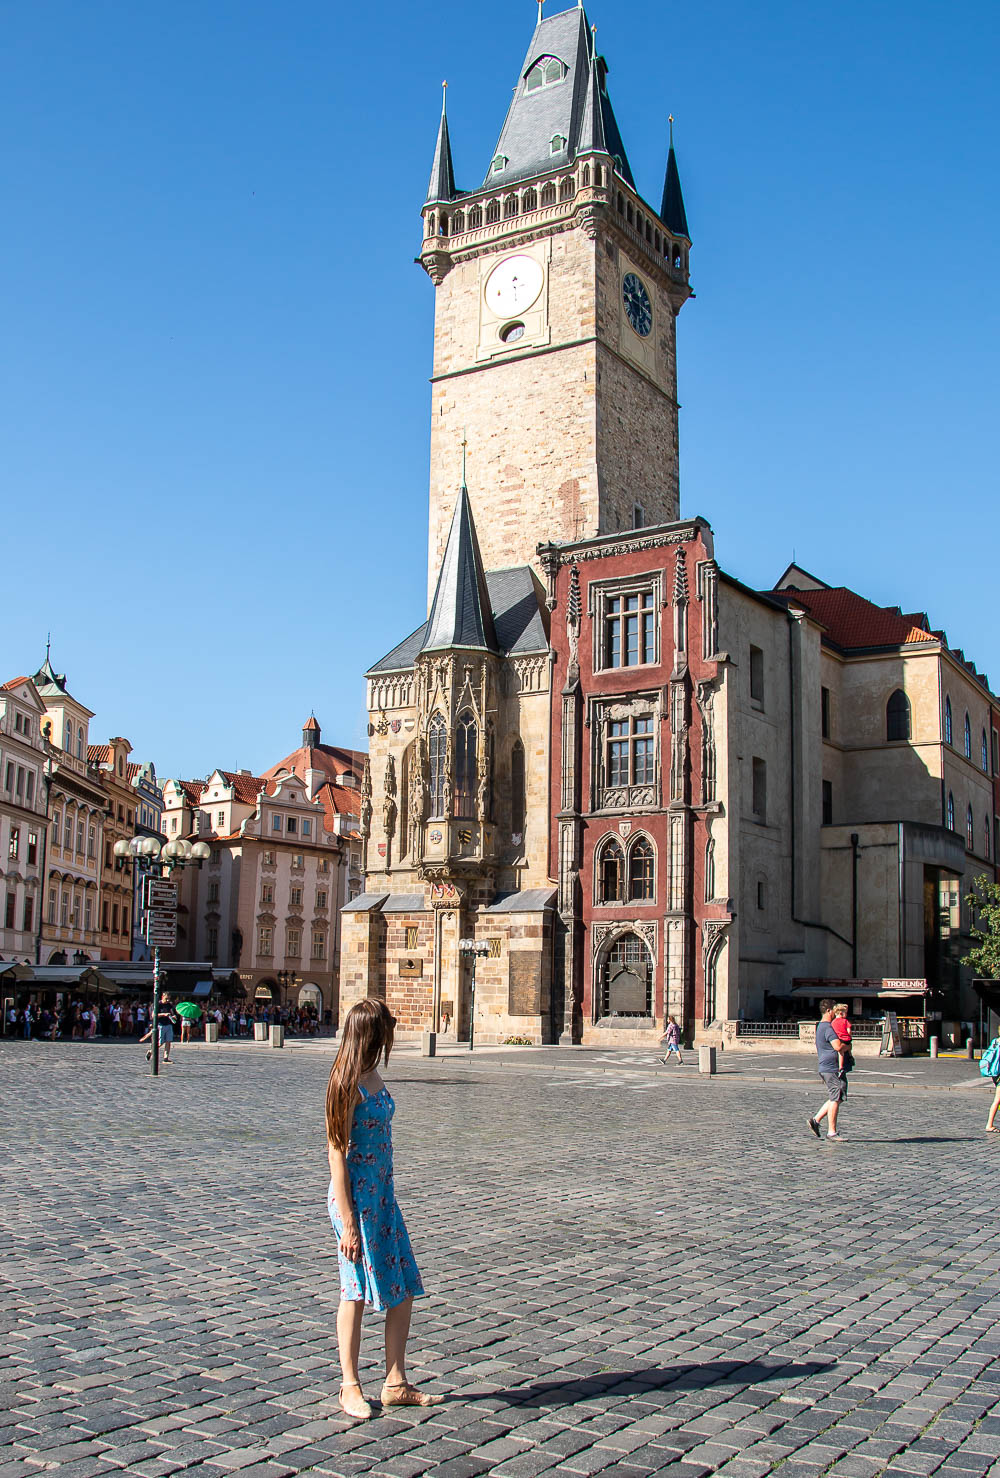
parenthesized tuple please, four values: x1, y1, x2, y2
(790, 977, 929, 999)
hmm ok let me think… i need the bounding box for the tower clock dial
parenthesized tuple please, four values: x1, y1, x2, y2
(485, 254, 544, 318)
(622, 272, 652, 337)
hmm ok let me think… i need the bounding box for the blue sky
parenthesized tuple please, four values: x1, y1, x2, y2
(3, 0, 998, 780)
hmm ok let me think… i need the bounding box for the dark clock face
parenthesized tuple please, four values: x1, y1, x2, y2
(622, 272, 652, 337)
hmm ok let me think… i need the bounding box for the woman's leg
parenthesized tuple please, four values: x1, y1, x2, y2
(384, 1296, 413, 1386)
(987, 1083, 1000, 1130)
(337, 1299, 365, 1387)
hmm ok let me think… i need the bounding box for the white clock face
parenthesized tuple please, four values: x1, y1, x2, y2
(484, 254, 544, 318)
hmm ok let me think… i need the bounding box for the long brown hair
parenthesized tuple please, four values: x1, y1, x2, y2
(325, 999, 395, 1150)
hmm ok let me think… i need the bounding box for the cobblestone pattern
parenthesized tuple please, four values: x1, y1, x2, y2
(2, 1041, 1000, 1478)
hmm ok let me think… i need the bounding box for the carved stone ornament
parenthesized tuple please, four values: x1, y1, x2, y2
(592, 919, 658, 962)
(701, 917, 730, 963)
(359, 758, 372, 840)
(428, 879, 464, 908)
(383, 754, 397, 839)
(618, 821, 632, 837)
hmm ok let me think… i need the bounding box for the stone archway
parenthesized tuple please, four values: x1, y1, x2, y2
(596, 931, 654, 1021)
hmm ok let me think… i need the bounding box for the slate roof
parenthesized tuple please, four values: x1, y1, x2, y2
(660, 144, 689, 237)
(370, 566, 547, 675)
(485, 888, 557, 912)
(485, 5, 635, 190)
(769, 586, 937, 651)
(426, 88, 457, 204)
(421, 484, 499, 654)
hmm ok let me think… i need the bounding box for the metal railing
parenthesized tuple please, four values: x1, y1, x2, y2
(734, 1021, 799, 1038)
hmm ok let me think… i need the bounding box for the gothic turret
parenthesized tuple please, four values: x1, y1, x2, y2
(425, 83, 457, 204)
(421, 481, 498, 654)
(302, 714, 320, 750)
(660, 124, 689, 239)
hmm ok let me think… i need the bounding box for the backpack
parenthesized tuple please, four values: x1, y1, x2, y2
(979, 1037, 1000, 1077)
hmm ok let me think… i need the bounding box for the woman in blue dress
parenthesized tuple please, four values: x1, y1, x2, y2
(327, 998, 441, 1420)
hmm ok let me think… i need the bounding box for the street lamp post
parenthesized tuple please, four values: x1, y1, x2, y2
(458, 938, 490, 1052)
(114, 834, 210, 1076)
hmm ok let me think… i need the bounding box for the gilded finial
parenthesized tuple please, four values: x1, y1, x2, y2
(45, 632, 51, 661)
(537, 0, 543, 20)
(461, 428, 468, 487)
(669, 114, 675, 147)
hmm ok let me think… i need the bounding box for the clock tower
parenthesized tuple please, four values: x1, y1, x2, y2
(419, 2, 692, 599)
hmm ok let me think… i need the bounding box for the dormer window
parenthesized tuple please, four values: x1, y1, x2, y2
(550, 133, 566, 155)
(525, 56, 566, 91)
(491, 154, 508, 174)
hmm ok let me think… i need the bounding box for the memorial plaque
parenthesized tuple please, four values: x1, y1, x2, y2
(398, 957, 423, 978)
(606, 964, 646, 1015)
(508, 951, 541, 1016)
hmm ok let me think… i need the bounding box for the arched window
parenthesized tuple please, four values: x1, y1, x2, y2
(428, 714, 447, 818)
(398, 744, 410, 859)
(581, 165, 590, 187)
(525, 55, 566, 91)
(522, 187, 537, 212)
(596, 837, 624, 903)
(486, 198, 500, 224)
(503, 194, 518, 218)
(947, 791, 955, 831)
(944, 696, 953, 745)
(438, 213, 449, 236)
(540, 181, 556, 207)
(886, 689, 911, 742)
(454, 710, 477, 816)
(467, 204, 482, 230)
(964, 712, 972, 758)
(65, 722, 73, 754)
(628, 836, 654, 902)
(560, 175, 575, 202)
(704, 837, 716, 903)
(599, 932, 653, 1018)
(451, 210, 464, 234)
(967, 805, 975, 850)
(550, 134, 566, 156)
(982, 730, 989, 772)
(510, 741, 525, 839)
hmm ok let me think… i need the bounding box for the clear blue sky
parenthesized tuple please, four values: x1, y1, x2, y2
(3, 0, 998, 780)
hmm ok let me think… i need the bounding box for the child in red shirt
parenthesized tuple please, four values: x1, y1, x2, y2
(832, 1004, 854, 1073)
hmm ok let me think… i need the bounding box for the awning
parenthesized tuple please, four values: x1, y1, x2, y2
(789, 977, 929, 1000)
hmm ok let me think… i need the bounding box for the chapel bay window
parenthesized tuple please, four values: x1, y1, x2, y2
(429, 713, 448, 818)
(596, 834, 655, 904)
(455, 710, 477, 816)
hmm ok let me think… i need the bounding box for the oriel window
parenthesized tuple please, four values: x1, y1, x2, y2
(428, 714, 447, 818)
(604, 590, 655, 668)
(455, 710, 477, 816)
(608, 716, 654, 788)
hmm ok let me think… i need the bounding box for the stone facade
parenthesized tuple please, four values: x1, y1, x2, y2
(88, 738, 138, 962)
(0, 677, 48, 962)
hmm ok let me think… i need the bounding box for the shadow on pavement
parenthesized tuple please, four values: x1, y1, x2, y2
(475, 1358, 833, 1407)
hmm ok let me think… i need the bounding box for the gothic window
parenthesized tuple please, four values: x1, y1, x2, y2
(504, 194, 519, 218)
(522, 187, 537, 212)
(982, 729, 989, 772)
(945, 696, 953, 745)
(581, 165, 591, 187)
(510, 741, 525, 837)
(455, 710, 477, 816)
(428, 714, 447, 818)
(967, 805, 975, 850)
(560, 175, 575, 202)
(608, 716, 654, 790)
(467, 204, 482, 229)
(601, 586, 656, 668)
(451, 210, 464, 234)
(628, 836, 655, 902)
(964, 712, 972, 758)
(525, 56, 566, 91)
(597, 837, 624, 903)
(438, 213, 448, 236)
(486, 198, 501, 223)
(599, 933, 653, 1018)
(65, 722, 73, 753)
(399, 744, 410, 859)
(886, 688, 911, 742)
(704, 836, 716, 903)
(540, 181, 556, 207)
(947, 791, 955, 831)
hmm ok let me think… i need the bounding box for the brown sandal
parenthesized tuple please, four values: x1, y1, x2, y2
(338, 1382, 372, 1420)
(380, 1380, 443, 1407)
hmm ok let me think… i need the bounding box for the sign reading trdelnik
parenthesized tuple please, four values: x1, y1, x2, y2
(881, 978, 928, 992)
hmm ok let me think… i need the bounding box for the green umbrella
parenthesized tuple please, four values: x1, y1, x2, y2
(175, 1001, 202, 1020)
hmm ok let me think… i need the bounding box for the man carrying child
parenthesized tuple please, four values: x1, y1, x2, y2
(808, 999, 851, 1141)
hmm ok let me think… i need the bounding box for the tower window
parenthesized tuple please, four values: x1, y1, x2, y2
(886, 688, 911, 742)
(500, 321, 525, 344)
(632, 504, 645, 530)
(822, 779, 833, 825)
(749, 645, 764, 705)
(510, 741, 526, 837)
(945, 695, 953, 745)
(752, 758, 767, 822)
(821, 686, 831, 739)
(428, 713, 447, 818)
(964, 712, 972, 759)
(525, 56, 566, 91)
(455, 710, 477, 817)
(550, 134, 566, 155)
(491, 155, 507, 174)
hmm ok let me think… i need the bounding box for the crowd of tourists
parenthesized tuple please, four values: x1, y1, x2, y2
(3, 999, 330, 1040)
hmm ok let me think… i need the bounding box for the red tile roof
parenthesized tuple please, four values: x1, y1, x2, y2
(770, 586, 937, 651)
(87, 744, 113, 765)
(316, 779, 362, 823)
(303, 715, 321, 732)
(179, 780, 208, 805)
(216, 770, 272, 806)
(263, 742, 366, 792)
(2, 676, 30, 691)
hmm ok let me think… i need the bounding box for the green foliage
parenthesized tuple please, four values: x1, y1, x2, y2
(501, 1035, 532, 1046)
(962, 875, 1000, 978)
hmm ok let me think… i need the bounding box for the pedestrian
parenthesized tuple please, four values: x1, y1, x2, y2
(831, 1003, 855, 1073)
(980, 1034, 1000, 1132)
(808, 999, 849, 1141)
(326, 998, 440, 1421)
(139, 1007, 175, 1063)
(659, 1014, 684, 1065)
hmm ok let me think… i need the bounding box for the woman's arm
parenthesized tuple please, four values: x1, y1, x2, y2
(329, 1139, 362, 1262)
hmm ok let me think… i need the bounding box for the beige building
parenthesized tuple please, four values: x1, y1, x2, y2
(30, 655, 107, 964)
(163, 720, 364, 1019)
(88, 738, 138, 961)
(0, 676, 49, 962)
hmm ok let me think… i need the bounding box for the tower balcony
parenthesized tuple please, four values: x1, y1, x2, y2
(420, 154, 690, 293)
(420, 817, 500, 870)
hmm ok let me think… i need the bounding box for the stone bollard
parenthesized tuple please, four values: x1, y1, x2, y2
(253, 1022, 267, 1042)
(421, 1031, 436, 1058)
(929, 1035, 939, 1059)
(205, 1021, 219, 1044)
(269, 1024, 284, 1049)
(965, 1038, 975, 1059)
(698, 1045, 717, 1075)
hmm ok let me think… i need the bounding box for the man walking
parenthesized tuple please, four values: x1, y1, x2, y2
(808, 999, 848, 1141)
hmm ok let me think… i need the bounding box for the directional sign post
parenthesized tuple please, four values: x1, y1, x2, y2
(146, 880, 178, 911)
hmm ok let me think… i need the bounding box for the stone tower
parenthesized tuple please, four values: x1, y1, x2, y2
(420, 3, 692, 600)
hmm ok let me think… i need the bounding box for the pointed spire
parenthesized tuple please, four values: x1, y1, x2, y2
(421, 481, 498, 654)
(577, 25, 608, 155)
(425, 81, 456, 205)
(660, 117, 689, 238)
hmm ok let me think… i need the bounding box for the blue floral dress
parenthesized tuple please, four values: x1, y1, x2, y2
(328, 1083, 424, 1312)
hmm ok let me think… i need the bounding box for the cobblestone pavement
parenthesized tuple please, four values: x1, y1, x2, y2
(3, 1041, 1000, 1478)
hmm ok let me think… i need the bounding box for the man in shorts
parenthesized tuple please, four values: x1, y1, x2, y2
(808, 999, 848, 1141)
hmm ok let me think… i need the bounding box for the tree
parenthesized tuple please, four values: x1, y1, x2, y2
(962, 875, 1000, 978)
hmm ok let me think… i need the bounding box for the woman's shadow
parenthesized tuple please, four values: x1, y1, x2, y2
(469, 1357, 832, 1408)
